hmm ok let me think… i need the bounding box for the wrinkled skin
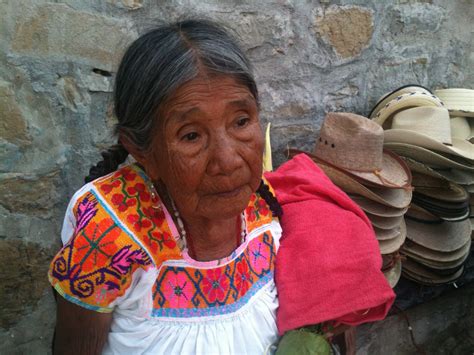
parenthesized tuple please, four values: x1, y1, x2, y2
(130, 73, 264, 261)
(54, 74, 264, 355)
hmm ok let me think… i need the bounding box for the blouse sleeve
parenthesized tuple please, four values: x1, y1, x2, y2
(48, 189, 152, 312)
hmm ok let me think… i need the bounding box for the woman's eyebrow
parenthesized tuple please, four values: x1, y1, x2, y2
(226, 97, 256, 110)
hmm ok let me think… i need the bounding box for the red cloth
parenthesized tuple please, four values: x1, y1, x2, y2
(265, 154, 395, 335)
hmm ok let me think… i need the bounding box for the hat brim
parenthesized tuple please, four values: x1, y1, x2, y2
(378, 219, 407, 254)
(374, 218, 406, 241)
(402, 259, 464, 285)
(402, 157, 474, 185)
(405, 218, 471, 252)
(414, 183, 469, 203)
(371, 92, 444, 129)
(401, 241, 470, 270)
(349, 195, 409, 217)
(382, 259, 402, 288)
(384, 142, 474, 171)
(367, 212, 404, 230)
(434, 89, 474, 116)
(384, 129, 474, 160)
(369, 85, 433, 119)
(310, 159, 413, 209)
(290, 149, 412, 189)
(402, 237, 471, 263)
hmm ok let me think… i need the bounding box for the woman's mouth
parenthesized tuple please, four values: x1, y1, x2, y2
(214, 186, 244, 198)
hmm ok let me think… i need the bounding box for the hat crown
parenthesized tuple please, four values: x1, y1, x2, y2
(314, 112, 384, 171)
(391, 107, 452, 145)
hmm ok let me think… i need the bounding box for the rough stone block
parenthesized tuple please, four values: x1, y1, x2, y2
(0, 81, 30, 145)
(11, 3, 137, 71)
(315, 5, 374, 59)
(0, 171, 61, 216)
(0, 239, 57, 330)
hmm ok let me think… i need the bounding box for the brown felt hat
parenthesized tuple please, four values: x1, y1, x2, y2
(291, 112, 412, 189)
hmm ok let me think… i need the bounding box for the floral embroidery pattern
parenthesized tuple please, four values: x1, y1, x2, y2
(49, 192, 152, 310)
(152, 231, 276, 316)
(95, 166, 179, 262)
(245, 193, 273, 231)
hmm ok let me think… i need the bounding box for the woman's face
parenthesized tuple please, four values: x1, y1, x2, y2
(146, 74, 264, 221)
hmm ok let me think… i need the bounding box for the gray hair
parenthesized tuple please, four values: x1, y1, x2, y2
(86, 19, 258, 182)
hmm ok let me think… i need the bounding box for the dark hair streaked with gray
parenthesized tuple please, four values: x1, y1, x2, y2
(86, 19, 258, 183)
(85, 19, 282, 217)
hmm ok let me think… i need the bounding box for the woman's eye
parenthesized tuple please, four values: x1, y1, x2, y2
(182, 132, 199, 141)
(236, 117, 250, 127)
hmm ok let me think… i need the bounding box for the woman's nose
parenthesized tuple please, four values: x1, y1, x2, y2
(207, 133, 243, 176)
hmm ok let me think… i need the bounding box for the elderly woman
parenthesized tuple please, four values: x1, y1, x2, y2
(49, 20, 284, 354)
(49, 19, 395, 355)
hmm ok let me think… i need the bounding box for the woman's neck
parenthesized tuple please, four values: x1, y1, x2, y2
(184, 217, 240, 261)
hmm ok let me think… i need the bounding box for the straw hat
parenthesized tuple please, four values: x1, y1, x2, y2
(369, 84, 433, 118)
(405, 204, 443, 224)
(383, 107, 474, 160)
(366, 212, 403, 230)
(381, 253, 402, 288)
(401, 238, 471, 263)
(402, 242, 470, 270)
(451, 117, 474, 142)
(370, 89, 444, 129)
(384, 142, 474, 171)
(291, 112, 412, 189)
(402, 259, 464, 285)
(377, 218, 407, 254)
(304, 159, 413, 209)
(349, 195, 409, 217)
(401, 157, 474, 185)
(434, 88, 474, 117)
(405, 218, 471, 252)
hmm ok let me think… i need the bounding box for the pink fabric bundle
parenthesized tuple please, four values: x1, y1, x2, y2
(265, 154, 395, 335)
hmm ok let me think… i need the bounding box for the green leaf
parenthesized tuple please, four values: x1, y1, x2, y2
(276, 329, 331, 355)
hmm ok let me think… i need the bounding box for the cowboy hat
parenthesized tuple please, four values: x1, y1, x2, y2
(401, 157, 474, 186)
(405, 218, 471, 252)
(369, 85, 434, 121)
(377, 218, 407, 254)
(434, 88, 474, 117)
(383, 142, 474, 171)
(349, 195, 409, 217)
(298, 157, 413, 209)
(366, 212, 404, 230)
(405, 204, 443, 224)
(402, 259, 464, 285)
(370, 89, 444, 129)
(451, 116, 474, 142)
(383, 107, 474, 160)
(291, 112, 412, 189)
(401, 237, 471, 263)
(382, 253, 402, 288)
(401, 241, 470, 270)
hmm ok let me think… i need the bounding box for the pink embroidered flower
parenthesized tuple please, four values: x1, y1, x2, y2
(247, 239, 271, 274)
(235, 259, 251, 296)
(126, 183, 150, 202)
(202, 268, 229, 303)
(126, 214, 152, 232)
(162, 271, 194, 308)
(111, 193, 136, 212)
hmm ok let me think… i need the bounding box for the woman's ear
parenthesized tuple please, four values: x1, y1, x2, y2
(119, 134, 160, 181)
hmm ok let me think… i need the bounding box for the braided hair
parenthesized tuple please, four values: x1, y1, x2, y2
(257, 180, 283, 218)
(85, 19, 259, 183)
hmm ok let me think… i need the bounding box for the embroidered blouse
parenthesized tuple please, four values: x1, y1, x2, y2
(48, 163, 282, 354)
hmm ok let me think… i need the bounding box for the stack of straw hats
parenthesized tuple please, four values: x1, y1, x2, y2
(369, 85, 473, 285)
(289, 112, 413, 288)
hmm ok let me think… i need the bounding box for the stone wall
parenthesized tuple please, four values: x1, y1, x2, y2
(0, 0, 472, 353)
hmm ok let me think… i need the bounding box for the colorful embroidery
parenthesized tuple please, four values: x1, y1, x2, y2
(49, 192, 152, 311)
(94, 166, 182, 264)
(152, 232, 276, 317)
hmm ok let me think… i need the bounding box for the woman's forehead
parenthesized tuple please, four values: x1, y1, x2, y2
(162, 75, 256, 116)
